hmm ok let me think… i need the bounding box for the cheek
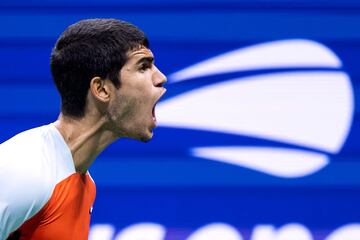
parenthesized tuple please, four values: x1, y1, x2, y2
(128, 85, 154, 113)
(110, 94, 148, 124)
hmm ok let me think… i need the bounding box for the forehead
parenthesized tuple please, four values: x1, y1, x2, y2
(126, 47, 154, 63)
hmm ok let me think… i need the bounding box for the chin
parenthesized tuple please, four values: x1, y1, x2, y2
(139, 136, 152, 143)
(133, 130, 153, 143)
(138, 135, 152, 143)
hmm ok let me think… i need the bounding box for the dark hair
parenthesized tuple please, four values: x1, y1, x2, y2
(50, 18, 149, 117)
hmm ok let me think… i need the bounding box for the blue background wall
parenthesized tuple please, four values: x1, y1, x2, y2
(1, 0, 360, 239)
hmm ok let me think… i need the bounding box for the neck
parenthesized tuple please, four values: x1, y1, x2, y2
(54, 113, 118, 174)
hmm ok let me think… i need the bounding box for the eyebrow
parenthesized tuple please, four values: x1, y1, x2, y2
(136, 56, 154, 65)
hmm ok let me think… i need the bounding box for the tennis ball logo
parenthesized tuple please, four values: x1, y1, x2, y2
(156, 39, 354, 178)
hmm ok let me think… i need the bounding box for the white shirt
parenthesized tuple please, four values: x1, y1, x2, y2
(0, 124, 75, 239)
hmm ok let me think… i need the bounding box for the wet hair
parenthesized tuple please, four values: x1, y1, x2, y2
(50, 18, 149, 117)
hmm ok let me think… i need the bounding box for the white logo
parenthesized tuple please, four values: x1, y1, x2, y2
(157, 39, 354, 178)
(89, 222, 360, 240)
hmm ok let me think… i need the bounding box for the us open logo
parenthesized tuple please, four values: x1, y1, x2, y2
(156, 39, 354, 178)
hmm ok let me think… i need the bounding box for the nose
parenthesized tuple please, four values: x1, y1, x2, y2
(153, 66, 167, 88)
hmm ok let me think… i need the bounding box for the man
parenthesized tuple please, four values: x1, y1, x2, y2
(0, 18, 167, 239)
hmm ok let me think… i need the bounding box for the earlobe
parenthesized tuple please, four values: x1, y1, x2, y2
(89, 77, 110, 103)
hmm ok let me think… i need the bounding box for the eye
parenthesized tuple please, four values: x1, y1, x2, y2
(139, 63, 151, 72)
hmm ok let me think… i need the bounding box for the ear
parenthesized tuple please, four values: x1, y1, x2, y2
(89, 77, 111, 103)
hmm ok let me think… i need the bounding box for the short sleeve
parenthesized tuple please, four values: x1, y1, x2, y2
(0, 134, 53, 239)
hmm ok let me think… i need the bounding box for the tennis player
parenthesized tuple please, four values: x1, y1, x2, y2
(0, 18, 166, 239)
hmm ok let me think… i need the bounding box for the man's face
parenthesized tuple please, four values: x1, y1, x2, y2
(107, 46, 167, 142)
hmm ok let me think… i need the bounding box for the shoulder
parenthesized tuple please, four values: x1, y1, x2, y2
(0, 124, 75, 239)
(0, 124, 75, 181)
(0, 125, 51, 158)
(0, 125, 55, 190)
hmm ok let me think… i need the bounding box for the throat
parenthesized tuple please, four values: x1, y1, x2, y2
(54, 115, 114, 174)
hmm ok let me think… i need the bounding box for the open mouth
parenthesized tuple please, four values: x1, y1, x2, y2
(152, 89, 167, 126)
(152, 104, 157, 124)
